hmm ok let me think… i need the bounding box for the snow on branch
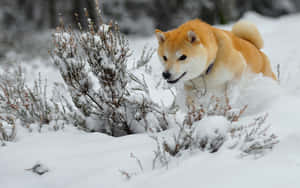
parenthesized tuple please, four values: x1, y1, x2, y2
(0, 67, 85, 137)
(51, 8, 169, 136)
(0, 116, 16, 146)
(152, 93, 279, 168)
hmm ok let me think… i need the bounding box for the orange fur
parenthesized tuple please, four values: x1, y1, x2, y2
(155, 19, 276, 106)
(232, 21, 264, 49)
(156, 19, 276, 80)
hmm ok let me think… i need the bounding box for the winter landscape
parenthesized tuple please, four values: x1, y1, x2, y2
(1, 1, 300, 188)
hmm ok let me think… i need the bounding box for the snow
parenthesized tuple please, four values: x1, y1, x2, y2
(1, 12, 300, 187)
(99, 24, 111, 33)
(193, 116, 229, 139)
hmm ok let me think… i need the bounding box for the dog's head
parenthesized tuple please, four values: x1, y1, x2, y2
(155, 21, 217, 84)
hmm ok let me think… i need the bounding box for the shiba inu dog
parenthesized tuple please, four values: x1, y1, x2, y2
(155, 19, 276, 106)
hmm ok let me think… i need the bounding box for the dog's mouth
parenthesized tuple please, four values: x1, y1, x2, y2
(167, 72, 187, 84)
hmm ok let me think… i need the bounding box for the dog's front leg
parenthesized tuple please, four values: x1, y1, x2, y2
(184, 84, 198, 109)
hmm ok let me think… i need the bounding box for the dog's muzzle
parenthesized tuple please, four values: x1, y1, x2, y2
(166, 72, 187, 84)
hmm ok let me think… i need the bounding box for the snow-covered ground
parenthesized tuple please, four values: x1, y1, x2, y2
(1, 12, 300, 188)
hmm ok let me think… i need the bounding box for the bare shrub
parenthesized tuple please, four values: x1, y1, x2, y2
(119, 152, 144, 180)
(0, 116, 16, 145)
(0, 67, 85, 133)
(152, 93, 279, 168)
(228, 114, 279, 157)
(186, 91, 248, 124)
(51, 9, 169, 136)
(134, 46, 154, 73)
(0, 68, 51, 127)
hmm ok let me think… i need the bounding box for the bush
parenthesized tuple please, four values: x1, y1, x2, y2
(0, 67, 85, 133)
(152, 93, 279, 169)
(0, 116, 16, 145)
(51, 8, 169, 136)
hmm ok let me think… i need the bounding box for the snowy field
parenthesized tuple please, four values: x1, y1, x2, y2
(1, 12, 300, 188)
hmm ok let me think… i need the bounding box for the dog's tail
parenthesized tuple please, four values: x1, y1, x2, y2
(232, 21, 264, 49)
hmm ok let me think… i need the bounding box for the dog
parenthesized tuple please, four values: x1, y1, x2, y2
(155, 19, 276, 106)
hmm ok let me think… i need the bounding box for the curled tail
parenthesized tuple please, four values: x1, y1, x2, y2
(232, 21, 264, 49)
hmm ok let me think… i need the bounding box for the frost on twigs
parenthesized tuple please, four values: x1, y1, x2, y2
(0, 116, 16, 145)
(0, 68, 51, 129)
(134, 46, 154, 73)
(51, 8, 169, 136)
(152, 94, 279, 168)
(0, 67, 85, 134)
(228, 114, 279, 157)
(119, 152, 144, 180)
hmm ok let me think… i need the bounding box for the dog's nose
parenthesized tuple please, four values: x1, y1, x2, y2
(162, 71, 171, 80)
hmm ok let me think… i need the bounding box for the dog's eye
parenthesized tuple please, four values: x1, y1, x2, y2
(163, 56, 168, 61)
(178, 55, 187, 61)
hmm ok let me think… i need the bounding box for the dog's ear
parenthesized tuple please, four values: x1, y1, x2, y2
(187, 30, 199, 43)
(155, 29, 165, 43)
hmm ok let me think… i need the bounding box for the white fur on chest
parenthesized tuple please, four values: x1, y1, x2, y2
(186, 64, 234, 91)
(207, 64, 235, 87)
